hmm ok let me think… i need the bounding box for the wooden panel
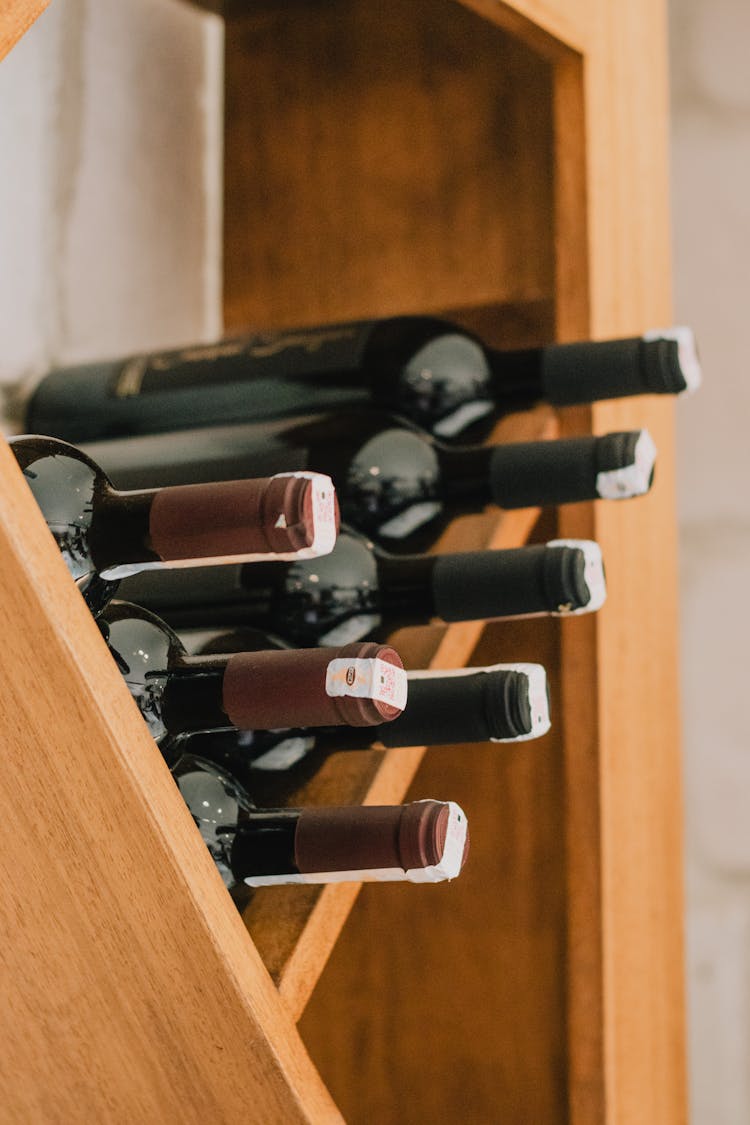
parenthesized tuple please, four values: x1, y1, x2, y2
(223, 0, 554, 332)
(0, 439, 341, 1123)
(433, 2, 685, 1121)
(0, 0, 50, 62)
(563, 399, 685, 1125)
(557, 0, 685, 1119)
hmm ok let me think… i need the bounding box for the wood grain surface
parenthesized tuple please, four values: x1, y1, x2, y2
(0, 438, 342, 1122)
(223, 0, 554, 332)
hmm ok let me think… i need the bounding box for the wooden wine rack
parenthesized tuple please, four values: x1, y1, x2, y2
(0, 1, 685, 1122)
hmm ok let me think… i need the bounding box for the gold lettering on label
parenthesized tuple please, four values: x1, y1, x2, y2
(150, 340, 247, 367)
(114, 356, 149, 398)
(248, 327, 358, 358)
(113, 342, 246, 397)
(113, 327, 358, 397)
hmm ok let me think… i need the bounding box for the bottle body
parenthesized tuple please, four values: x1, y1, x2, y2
(174, 754, 469, 888)
(12, 435, 135, 612)
(22, 317, 520, 443)
(99, 600, 407, 765)
(183, 660, 551, 803)
(11, 434, 339, 614)
(23, 315, 700, 444)
(118, 530, 607, 646)
(82, 412, 656, 556)
(82, 411, 474, 552)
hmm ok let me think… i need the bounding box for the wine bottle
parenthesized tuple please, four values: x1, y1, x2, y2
(185, 660, 550, 791)
(19, 316, 700, 443)
(118, 529, 607, 645)
(174, 753, 469, 888)
(10, 435, 338, 614)
(79, 412, 657, 553)
(98, 600, 407, 766)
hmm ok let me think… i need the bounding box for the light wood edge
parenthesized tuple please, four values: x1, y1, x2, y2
(0, 0, 50, 62)
(567, 1, 685, 1122)
(584, 8, 684, 1113)
(0, 438, 342, 1123)
(458, 0, 588, 56)
(549, 1, 685, 1122)
(468, 3, 685, 1122)
(460, 3, 684, 1121)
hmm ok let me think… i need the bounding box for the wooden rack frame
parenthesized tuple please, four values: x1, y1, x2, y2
(0, 1, 685, 1122)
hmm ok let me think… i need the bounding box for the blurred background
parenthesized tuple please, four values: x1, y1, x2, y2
(671, 0, 750, 1121)
(0, 1, 747, 1120)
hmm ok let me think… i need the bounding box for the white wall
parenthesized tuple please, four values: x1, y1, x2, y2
(671, 0, 750, 1121)
(0, 0, 223, 394)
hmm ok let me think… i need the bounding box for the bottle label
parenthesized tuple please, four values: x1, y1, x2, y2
(245, 866, 410, 886)
(325, 656, 408, 712)
(406, 801, 467, 882)
(595, 429, 656, 500)
(547, 539, 607, 615)
(491, 662, 551, 743)
(111, 323, 370, 398)
(271, 471, 338, 559)
(643, 326, 702, 392)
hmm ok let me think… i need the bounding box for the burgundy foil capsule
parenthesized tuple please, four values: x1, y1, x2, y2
(277, 800, 469, 885)
(148, 471, 338, 565)
(221, 641, 408, 730)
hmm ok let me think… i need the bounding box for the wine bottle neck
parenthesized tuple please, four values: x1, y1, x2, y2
(227, 810, 301, 881)
(376, 551, 439, 628)
(485, 344, 546, 409)
(435, 442, 496, 506)
(158, 655, 229, 751)
(486, 430, 656, 510)
(87, 487, 159, 575)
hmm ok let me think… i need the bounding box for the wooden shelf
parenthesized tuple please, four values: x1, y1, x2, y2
(0, 439, 341, 1123)
(1, 0, 685, 1122)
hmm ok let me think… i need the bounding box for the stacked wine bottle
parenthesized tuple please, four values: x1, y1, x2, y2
(7, 311, 700, 896)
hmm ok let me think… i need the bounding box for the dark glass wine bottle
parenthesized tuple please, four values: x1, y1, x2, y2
(174, 753, 469, 888)
(185, 660, 550, 792)
(79, 411, 656, 553)
(20, 316, 700, 443)
(118, 529, 606, 645)
(10, 435, 338, 614)
(98, 600, 407, 767)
